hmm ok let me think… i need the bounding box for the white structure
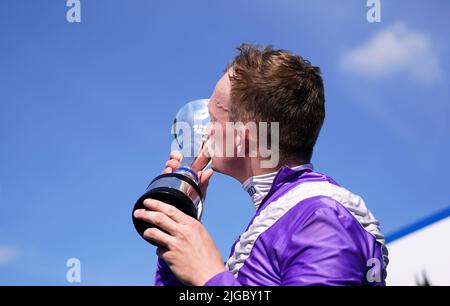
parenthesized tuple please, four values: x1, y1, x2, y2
(386, 207, 450, 286)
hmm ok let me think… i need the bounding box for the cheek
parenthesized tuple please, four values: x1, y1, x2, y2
(207, 121, 241, 169)
(208, 123, 225, 149)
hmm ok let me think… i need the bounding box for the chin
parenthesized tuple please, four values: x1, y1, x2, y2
(210, 160, 227, 175)
(211, 164, 223, 174)
(211, 157, 244, 178)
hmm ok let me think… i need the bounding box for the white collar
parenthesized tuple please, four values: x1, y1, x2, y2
(242, 164, 312, 210)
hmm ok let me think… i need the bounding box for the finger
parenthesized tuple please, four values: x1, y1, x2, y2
(198, 168, 214, 198)
(191, 152, 210, 173)
(200, 168, 214, 186)
(190, 139, 211, 172)
(162, 159, 180, 174)
(162, 166, 173, 174)
(156, 247, 175, 265)
(169, 150, 183, 162)
(156, 246, 168, 258)
(143, 227, 175, 249)
(134, 209, 179, 235)
(165, 159, 180, 170)
(143, 199, 189, 224)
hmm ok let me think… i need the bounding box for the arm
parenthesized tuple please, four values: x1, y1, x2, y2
(280, 206, 376, 285)
(134, 198, 226, 286)
(147, 150, 221, 286)
(189, 201, 379, 286)
(203, 271, 242, 286)
(204, 206, 370, 286)
(154, 257, 184, 286)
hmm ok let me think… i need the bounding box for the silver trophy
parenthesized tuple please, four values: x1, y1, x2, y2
(132, 99, 211, 245)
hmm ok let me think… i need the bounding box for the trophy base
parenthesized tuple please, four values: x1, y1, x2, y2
(132, 173, 203, 246)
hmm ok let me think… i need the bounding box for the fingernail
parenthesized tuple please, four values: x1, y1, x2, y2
(144, 199, 156, 208)
(143, 199, 153, 206)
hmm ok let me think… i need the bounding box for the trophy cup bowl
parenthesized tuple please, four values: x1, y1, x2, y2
(132, 99, 211, 246)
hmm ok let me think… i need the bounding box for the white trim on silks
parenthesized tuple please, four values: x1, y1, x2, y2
(225, 181, 389, 278)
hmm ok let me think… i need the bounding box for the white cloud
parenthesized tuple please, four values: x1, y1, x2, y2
(340, 22, 442, 84)
(0, 246, 18, 265)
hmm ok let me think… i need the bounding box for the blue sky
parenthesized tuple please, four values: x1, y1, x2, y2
(0, 0, 449, 285)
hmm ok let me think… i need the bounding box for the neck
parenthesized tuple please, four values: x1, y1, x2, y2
(235, 156, 307, 184)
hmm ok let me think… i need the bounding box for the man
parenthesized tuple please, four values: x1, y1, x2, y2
(133, 44, 388, 286)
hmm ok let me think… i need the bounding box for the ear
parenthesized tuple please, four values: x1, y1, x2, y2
(235, 125, 251, 157)
(235, 126, 245, 156)
(243, 127, 251, 156)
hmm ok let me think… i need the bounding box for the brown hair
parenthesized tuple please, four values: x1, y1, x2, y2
(225, 44, 325, 163)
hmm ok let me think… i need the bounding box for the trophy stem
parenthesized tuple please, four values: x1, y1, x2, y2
(174, 167, 199, 183)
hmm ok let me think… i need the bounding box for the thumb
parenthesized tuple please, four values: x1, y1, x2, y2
(197, 168, 214, 199)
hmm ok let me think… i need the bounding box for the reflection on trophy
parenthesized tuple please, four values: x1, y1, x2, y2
(132, 99, 211, 246)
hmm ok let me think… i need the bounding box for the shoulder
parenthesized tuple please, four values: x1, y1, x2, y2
(259, 179, 384, 240)
(258, 179, 358, 232)
(266, 193, 361, 241)
(256, 179, 383, 252)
